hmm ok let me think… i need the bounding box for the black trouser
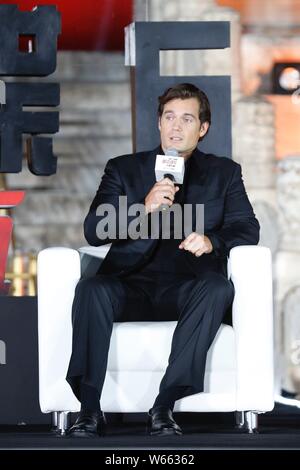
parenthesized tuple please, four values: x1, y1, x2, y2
(66, 270, 234, 405)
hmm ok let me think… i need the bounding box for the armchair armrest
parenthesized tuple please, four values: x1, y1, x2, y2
(228, 245, 274, 411)
(37, 246, 111, 412)
(78, 245, 111, 278)
(37, 247, 81, 412)
(78, 245, 111, 259)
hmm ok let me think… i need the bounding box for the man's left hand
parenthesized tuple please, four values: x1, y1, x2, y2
(179, 233, 213, 257)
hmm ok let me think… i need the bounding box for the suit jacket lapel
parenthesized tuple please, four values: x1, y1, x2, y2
(190, 148, 210, 188)
(180, 148, 211, 207)
(136, 146, 160, 198)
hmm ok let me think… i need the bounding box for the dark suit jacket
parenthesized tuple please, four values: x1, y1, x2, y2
(84, 146, 260, 278)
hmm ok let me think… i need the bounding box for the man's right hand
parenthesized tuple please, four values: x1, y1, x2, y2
(145, 177, 180, 214)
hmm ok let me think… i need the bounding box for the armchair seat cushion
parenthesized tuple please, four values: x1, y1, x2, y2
(108, 322, 235, 372)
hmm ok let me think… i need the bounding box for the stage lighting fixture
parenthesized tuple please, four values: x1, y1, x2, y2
(272, 62, 300, 94)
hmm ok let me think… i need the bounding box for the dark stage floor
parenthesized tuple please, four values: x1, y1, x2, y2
(0, 405, 300, 451)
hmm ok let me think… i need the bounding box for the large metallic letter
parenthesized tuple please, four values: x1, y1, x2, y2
(126, 21, 231, 157)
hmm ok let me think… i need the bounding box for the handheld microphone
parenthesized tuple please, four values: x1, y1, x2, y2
(155, 148, 185, 211)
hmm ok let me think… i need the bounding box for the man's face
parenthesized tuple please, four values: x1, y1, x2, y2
(159, 97, 209, 158)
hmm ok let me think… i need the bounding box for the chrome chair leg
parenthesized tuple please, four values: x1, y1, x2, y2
(235, 410, 258, 433)
(51, 411, 58, 430)
(52, 411, 70, 435)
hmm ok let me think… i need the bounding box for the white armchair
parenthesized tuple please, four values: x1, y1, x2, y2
(37, 245, 274, 434)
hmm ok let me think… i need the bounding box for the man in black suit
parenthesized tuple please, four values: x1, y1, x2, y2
(66, 83, 259, 437)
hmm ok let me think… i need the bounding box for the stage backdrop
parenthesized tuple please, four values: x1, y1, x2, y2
(0, 0, 133, 50)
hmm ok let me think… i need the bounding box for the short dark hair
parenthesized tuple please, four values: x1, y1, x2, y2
(158, 83, 211, 126)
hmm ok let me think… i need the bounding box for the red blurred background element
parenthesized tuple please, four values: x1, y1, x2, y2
(0, 191, 25, 294)
(0, 0, 133, 51)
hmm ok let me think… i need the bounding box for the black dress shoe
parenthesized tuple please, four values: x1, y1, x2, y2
(148, 406, 183, 436)
(67, 410, 106, 438)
